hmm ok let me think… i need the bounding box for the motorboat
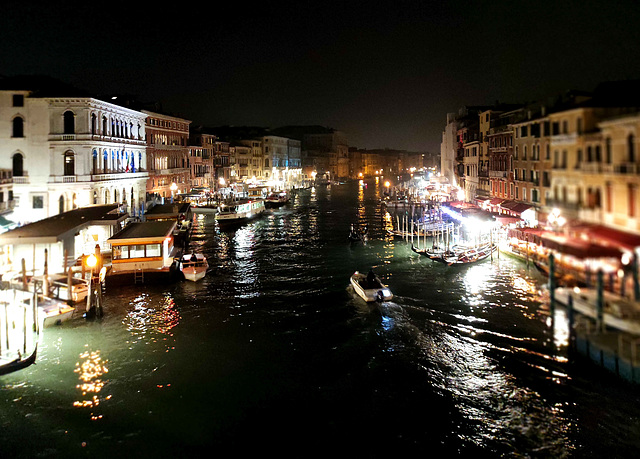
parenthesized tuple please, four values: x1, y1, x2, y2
(46, 273, 89, 303)
(37, 295, 76, 327)
(215, 199, 265, 226)
(264, 191, 289, 208)
(350, 270, 393, 302)
(180, 253, 208, 282)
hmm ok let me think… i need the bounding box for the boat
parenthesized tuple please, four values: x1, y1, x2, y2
(264, 191, 289, 208)
(350, 270, 393, 302)
(348, 225, 368, 243)
(0, 345, 38, 376)
(180, 253, 208, 282)
(215, 199, 265, 226)
(554, 286, 640, 335)
(46, 273, 89, 303)
(37, 295, 76, 327)
(434, 243, 497, 266)
(191, 204, 219, 214)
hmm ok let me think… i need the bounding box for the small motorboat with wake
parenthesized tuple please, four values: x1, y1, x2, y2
(180, 252, 209, 282)
(350, 269, 393, 302)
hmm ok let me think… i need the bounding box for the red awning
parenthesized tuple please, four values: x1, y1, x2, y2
(539, 233, 622, 259)
(586, 225, 640, 252)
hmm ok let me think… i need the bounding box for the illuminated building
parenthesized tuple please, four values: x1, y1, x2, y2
(143, 110, 191, 202)
(0, 76, 149, 224)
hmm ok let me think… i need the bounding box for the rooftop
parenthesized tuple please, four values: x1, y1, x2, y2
(0, 205, 124, 244)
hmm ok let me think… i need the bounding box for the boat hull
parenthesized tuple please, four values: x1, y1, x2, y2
(39, 299, 75, 327)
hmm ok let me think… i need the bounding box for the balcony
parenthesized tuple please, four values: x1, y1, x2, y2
(13, 176, 29, 184)
(615, 163, 639, 174)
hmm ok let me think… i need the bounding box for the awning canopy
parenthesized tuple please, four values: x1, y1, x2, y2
(499, 200, 532, 215)
(585, 225, 640, 252)
(539, 233, 623, 259)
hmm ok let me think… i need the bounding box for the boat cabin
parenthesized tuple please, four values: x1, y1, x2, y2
(107, 221, 178, 274)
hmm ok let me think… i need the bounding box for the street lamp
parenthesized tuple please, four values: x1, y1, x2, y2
(170, 182, 178, 203)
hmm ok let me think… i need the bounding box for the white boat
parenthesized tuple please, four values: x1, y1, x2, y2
(180, 253, 208, 282)
(554, 287, 640, 335)
(46, 273, 89, 303)
(350, 271, 393, 303)
(215, 199, 265, 225)
(264, 191, 289, 208)
(26, 295, 75, 327)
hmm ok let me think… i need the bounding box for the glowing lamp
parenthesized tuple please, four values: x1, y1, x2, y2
(86, 253, 97, 269)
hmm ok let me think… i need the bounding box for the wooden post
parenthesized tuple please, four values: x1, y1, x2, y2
(597, 269, 604, 332)
(549, 252, 555, 315)
(43, 248, 49, 298)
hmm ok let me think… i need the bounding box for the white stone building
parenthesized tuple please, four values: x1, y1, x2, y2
(0, 77, 149, 224)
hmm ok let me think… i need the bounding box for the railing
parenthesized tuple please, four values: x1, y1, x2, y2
(615, 163, 639, 174)
(12, 176, 29, 184)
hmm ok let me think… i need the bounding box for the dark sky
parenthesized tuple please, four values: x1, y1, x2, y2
(2, 1, 639, 153)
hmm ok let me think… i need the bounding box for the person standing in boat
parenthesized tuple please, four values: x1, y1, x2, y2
(367, 269, 376, 286)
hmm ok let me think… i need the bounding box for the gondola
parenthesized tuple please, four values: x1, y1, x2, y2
(0, 345, 38, 376)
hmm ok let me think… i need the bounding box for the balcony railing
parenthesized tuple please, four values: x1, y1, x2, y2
(615, 163, 639, 174)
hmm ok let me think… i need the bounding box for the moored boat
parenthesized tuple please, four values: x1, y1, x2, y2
(215, 199, 265, 226)
(0, 345, 38, 376)
(180, 253, 208, 282)
(554, 286, 640, 335)
(36, 295, 76, 327)
(350, 270, 393, 302)
(433, 243, 497, 266)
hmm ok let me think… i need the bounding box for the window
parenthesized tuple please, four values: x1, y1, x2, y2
(12, 153, 23, 176)
(32, 195, 44, 209)
(12, 117, 24, 137)
(64, 151, 75, 175)
(63, 111, 75, 134)
(606, 138, 612, 163)
(629, 134, 636, 162)
(13, 94, 24, 107)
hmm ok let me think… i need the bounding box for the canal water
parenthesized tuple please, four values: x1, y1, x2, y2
(2, 181, 640, 458)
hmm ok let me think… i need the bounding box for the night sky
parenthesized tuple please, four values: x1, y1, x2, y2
(1, 0, 639, 153)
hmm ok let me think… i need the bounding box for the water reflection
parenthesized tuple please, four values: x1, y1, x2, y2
(73, 348, 109, 421)
(123, 293, 180, 340)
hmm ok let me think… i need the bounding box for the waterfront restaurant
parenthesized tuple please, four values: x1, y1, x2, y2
(106, 221, 178, 276)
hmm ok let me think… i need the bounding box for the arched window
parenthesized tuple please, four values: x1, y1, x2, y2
(91, 114, 97, 135)
(59, 195, 65, 214)
(12, 153, 23, 177)
(92, 150, 98, 174)
(63, 111, 75, 135)
(629, 134, 636, 162)
(102, 116, 108, 135)
(12, 117, 24, 137)
(606, 137, 612, 163)
(64, 151, 75, 176)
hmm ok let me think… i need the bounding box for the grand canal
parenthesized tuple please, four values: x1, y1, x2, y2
(2, 180, 640, 458)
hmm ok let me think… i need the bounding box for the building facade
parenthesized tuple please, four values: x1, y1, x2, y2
(143, 110, 191, 202)
(1, 77, 149, 224)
